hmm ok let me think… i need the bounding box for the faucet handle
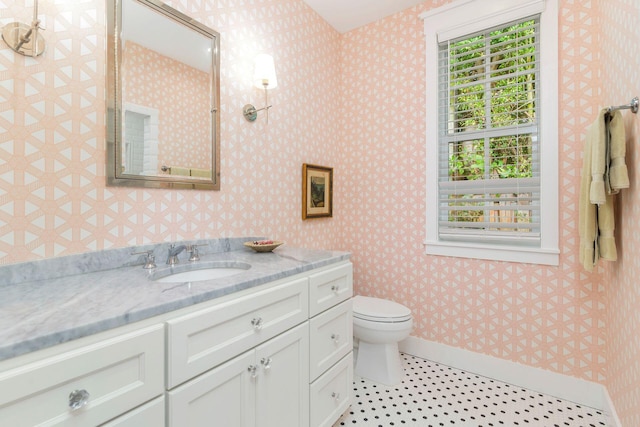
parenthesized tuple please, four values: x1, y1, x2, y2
(131, 250, 156, 269)
(186, 244, 205, 262)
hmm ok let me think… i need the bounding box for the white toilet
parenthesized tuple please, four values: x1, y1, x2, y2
(352, 295, 413, 385)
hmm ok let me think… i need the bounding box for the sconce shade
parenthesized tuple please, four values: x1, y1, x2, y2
(253, 54, 277, 89)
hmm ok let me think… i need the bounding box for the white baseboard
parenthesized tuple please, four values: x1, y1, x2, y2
(602, 387, 622, 427)
(399, 336, 621, 426)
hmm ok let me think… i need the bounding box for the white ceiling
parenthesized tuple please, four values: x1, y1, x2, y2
(123, 0, 214, 72)
(302, 0, 426, 33)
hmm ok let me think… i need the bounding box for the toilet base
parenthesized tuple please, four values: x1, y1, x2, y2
(354, 340, 404, 386)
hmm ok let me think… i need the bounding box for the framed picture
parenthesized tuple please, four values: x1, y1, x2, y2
(302, 163, 333, 219)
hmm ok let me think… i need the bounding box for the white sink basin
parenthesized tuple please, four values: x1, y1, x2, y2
(151, 262, 250, 283)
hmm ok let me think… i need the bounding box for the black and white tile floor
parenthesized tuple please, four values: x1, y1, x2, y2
(334, 354, 609, 427)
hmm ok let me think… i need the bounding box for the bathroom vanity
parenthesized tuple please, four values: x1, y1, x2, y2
(0, 239, 353, 427)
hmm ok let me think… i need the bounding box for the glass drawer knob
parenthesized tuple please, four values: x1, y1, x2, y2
(261, 357, 272, 370)
(251, 317, 263, 330)
(68, 389, 90, 411)
(248, 365, 258, 378)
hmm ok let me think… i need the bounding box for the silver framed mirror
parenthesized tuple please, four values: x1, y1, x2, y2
(107, 0, 220, 190)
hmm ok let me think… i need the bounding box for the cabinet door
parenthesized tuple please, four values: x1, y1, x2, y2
(309, 299, 352, 381)
(255, 323, 309, 427)
(167, 350, 256, 427)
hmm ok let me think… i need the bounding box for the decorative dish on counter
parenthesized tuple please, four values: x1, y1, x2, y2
(244, 240, 283, 252)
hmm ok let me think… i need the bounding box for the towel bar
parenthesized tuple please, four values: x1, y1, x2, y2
(607, 97, 638, 114)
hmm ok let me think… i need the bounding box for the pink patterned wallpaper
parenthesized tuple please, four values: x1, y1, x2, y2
(340, 0, 607, 377)
(339, 0, 637, 424)
(0, 0, 341, 260)
(0, 0, 638, 424)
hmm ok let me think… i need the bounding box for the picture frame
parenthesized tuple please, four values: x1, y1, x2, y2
(302, 163, 333, 220)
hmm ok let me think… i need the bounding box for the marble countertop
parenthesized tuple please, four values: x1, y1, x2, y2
(0, 239, 350, 361)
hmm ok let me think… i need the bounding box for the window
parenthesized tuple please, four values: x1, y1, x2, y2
(421, 0, 559, 265)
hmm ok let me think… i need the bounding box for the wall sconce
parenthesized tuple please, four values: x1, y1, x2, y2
(243, 54, 277, 122)
(1, 0, 45, 57)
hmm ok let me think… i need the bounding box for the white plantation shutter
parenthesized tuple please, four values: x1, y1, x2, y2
(437, 17, 541, 246)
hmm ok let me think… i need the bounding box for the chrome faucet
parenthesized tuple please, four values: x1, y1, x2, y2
(166, 244, 187, 265)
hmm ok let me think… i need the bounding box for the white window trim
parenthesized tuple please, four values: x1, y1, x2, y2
(421, 0, 559, 266)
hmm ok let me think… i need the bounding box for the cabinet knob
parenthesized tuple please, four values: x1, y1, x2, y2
(331, 333, 340, 344)
(331, 392, 340, 401)
(260, 357, 272, 370)
(68, 389, 90, 411)
(251, 317, 263, 330)
(330, 285, 340, 293)
(247, 365, 258, 378)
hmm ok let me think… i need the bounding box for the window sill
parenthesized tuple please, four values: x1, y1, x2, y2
(424, 240, 559, 266)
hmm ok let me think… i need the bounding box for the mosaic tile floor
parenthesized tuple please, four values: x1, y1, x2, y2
(334, 354, 609, 427)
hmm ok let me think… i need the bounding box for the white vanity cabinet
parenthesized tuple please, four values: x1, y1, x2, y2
(308, 262, 354, 427)
(165, 261, 353, 427)
(167, 323, 309, 427)
(0, 259, 353, 427)
(165, 275, 310, 427)
(0, 325, 164, 427)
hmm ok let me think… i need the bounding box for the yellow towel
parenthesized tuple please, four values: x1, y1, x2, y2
(598, 194, 617, 261)
(190, 168, 212, 179)
(589, 110, 607, 205)
(579, 109, 619, 271)
(607, 110, 629, 192)
(169, 166, 190, 176)
(579, 115, 598, 271)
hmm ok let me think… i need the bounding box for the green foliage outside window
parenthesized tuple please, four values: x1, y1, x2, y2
(445, 20, 537, 228)
(447, 20, 536, 181)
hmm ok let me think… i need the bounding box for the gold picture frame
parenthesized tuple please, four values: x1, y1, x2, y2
(302, 163, 333, 219)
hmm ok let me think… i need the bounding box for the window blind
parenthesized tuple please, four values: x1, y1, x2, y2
(437, 16, 541, 246)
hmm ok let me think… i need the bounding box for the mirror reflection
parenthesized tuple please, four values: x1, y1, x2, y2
(107, 0, 221, 189)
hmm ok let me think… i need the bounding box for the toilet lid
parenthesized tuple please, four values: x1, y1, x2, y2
(352, 295, 412, 322)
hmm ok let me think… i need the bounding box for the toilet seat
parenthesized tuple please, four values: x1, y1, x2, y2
(353, 296, 412, 323)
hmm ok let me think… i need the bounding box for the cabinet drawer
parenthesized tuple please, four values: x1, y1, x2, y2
(309, 299, 352, 381)
(167, 277, 309, 388)
(0, 325, 164, 427)
(309, 353, 353, 427)
(309, 262, 352, 317)
(100, 396, 165, 427)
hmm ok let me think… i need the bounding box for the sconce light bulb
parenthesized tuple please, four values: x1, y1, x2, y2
(244, 54, 276, 123)
(253, 54, 277, 90)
